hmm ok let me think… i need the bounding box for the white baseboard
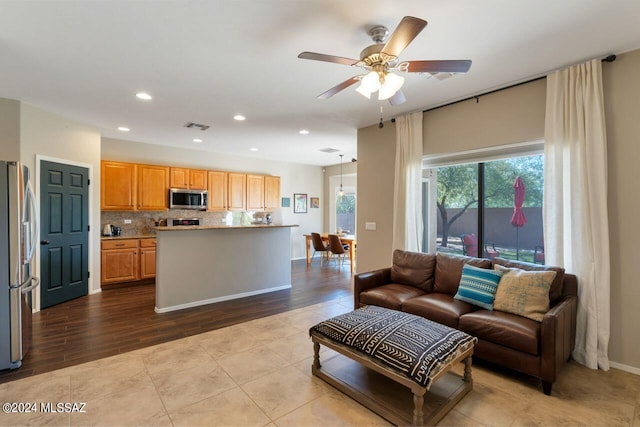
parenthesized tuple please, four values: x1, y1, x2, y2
(89, 288, 102, 295)
(610, 361, 640, 376)
(290, 256, 306, 261)
(154, 284, 292, 313)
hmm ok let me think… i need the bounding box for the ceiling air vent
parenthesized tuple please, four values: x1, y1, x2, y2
(184, 122, 210, 131)
(319, 148, 340, 154)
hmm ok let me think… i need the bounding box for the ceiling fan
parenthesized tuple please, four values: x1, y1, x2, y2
(298, 16, 472, 105)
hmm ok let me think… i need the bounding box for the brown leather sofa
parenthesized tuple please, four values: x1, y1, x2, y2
(354, 250, 577, 395)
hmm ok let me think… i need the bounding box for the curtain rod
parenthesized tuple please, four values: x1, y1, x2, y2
(412, 54, 617, 116)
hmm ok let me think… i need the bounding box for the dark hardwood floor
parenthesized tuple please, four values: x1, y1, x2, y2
(0, 259, 353, 384)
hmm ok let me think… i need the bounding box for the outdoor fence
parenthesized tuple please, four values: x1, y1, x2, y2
(437, 207, 543, 249)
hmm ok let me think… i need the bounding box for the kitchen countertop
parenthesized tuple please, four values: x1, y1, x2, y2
(154, 224, 299, 231)
(101, 234, 156, 240)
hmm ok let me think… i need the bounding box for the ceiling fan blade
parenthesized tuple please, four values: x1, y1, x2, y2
(317, 76, 362, 99)
(298, 52, 359, 66)
(405, 60, 472, 73)
(381, 16, 427, 59)
(388, 90, 406, 106)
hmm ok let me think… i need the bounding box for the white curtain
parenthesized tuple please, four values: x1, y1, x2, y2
(543, 59, 610, 370)
(393, 112, 423, 252)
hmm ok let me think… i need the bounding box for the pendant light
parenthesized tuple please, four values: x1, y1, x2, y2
(338, 154, 344, 197)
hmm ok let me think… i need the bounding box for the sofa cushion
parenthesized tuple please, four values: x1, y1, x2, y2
(454, 264, 503, 310)
(402, 293, 479, 328)
(493, 265, 555, 322)
(459, 310, 541, 355)
(390, 250, 436, 291)
(492, 257, 565, 305)
(434, 253, 492, 295)
(359, 284, 426, 310)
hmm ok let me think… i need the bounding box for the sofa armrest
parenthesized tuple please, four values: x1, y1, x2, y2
(353, 268, 391, 308)
(540, 294, 577, 384)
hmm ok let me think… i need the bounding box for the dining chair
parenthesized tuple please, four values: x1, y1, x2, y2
(311, 232, 330, 266)
(328, 234, 350, 268)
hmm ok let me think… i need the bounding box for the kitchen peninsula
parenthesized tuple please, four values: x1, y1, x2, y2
(153, 224, 298, 313)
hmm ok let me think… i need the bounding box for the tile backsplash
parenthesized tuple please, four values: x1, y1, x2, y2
(101, 210, 274, 237)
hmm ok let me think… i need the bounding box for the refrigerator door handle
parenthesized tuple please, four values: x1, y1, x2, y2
(23, 179, 39, 264)
(21, 277, 40, 294)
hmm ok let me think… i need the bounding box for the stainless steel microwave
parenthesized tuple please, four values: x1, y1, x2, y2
(169, 188, 208, 210)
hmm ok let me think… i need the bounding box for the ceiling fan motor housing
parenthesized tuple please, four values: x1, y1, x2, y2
(368, 25, 389, 43)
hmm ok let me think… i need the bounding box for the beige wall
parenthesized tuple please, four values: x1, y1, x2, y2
(102, 138, 323, 259)
(356, 49, 640, 371)
(423, 78, 546, 155)
(18, 102, 102, 304)
(0, 98, 20, 160)
(602, 49, 640, 370)
(355, 123, 396, 273)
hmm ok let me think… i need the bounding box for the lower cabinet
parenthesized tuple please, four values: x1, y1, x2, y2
(101, 238, 156, 285)
(139, 239, 157, 279)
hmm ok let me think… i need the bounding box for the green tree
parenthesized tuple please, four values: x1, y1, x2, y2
(437, 155, 543, 247)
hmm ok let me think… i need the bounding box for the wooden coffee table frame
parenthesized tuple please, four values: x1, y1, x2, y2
(311, 333, 474, 426)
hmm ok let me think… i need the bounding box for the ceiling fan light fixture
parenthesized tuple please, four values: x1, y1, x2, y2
(378, 72, 405, 100)
(356, 71, 381, 99)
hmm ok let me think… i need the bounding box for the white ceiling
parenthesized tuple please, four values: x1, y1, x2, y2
(2, 1, 640, 166)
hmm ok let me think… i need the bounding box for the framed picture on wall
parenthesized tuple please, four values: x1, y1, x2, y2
(310, 197, 319, 208)
(281, 197, 290, 208)
(293, 193, 307, 213)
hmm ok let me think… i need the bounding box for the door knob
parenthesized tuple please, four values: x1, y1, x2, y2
(40, 240, 50, 245)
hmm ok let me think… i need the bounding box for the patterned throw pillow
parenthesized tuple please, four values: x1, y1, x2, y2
(454, 264, 503, 310)
(493, 265, 557, 322)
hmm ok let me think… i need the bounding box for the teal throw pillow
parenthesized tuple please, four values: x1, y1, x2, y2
(454, 264, 503, 310)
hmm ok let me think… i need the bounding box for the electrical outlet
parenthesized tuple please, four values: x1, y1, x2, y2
(124, 219, 132, 224)
(365, 222, 376, 231)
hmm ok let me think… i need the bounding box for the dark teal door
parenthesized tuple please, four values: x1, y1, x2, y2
(40, 161, 89, 308)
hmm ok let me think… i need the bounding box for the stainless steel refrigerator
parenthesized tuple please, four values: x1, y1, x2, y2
(0, 161, 39, 370)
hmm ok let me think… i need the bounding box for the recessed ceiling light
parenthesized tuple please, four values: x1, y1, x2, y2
(135, 92, 152, 101)
(299, 129, 310, 135)
(233, 115, 246, 121)
(193, 138, 203, 143)
(118, 126, 130, 132)
(250, 148, 259, 152)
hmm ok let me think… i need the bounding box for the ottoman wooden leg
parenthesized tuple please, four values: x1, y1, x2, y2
(463, 355, 473, 384)
(412, 393, 424, 426)
(313, 341, 321, 370)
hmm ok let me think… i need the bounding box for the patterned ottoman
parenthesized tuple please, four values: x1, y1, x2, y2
(309, 306, 477, 426)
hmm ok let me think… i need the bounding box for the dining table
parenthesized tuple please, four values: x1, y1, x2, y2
(304, 233, 357, 273)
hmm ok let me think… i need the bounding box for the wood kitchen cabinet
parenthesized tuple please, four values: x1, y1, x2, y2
(169, 168, 189, 189)
(139, 239, 157, 279)
(137, 164, 169, 210)
(101, 239, 139, 284)
(246, 174, 265, 211)
(264, 176, 281, 210)
(227, 172, 246, 211)
(207, 170, 228, 211)
(170, 167, 207, 190)
(101, 161, 136, 210)
(189, 169, 207, 190)
(101, 238, 156, 285)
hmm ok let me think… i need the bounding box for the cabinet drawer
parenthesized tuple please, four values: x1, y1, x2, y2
(102, 239, 138, 250)
(139, 238, 157, 248)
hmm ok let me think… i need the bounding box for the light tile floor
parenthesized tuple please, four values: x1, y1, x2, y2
(1, 297, 639, 426)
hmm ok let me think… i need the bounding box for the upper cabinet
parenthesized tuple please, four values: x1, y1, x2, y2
(102, 160, 280, 213)
(207, 170, 228, 211)
(189, 169, 207, 190)
(246, 174, 265, 211)
(264, 176, 281, 210)
(169, 168, 189, 189)
(101, 161, 136, 211)
(227, 172, 246, 211)
(137, 164, 169, 211)
(170, 168, 207, 190)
